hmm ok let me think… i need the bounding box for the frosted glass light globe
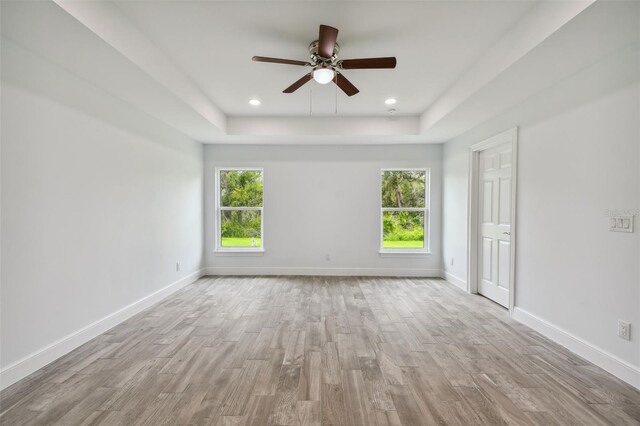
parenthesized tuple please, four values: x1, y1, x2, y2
(313, 68, 335, 85)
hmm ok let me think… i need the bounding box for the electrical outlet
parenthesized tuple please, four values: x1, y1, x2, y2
(450, 257, 454, 266)
(176, 262, 181, 272)
(618, 320, 631, 341)
(325, 254, 330, 261)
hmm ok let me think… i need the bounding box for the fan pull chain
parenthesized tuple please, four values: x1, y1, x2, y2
(309, 88, 312, 115)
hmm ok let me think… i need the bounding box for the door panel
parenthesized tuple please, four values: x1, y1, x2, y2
(498, 240, 511, 290)
(499, 178, 511, 225)
(482, 238, 492, 280)
(500, 151, 512, 168)
(478, 142, 512, 307)
(482, 181, 493, 221)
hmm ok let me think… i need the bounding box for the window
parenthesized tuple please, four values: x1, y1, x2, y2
(380, 169, 429, 253)
(215, 168, 264, 251)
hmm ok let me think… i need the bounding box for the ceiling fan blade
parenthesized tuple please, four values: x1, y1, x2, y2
(252, 56, 309, 66)
(339, 57, 397, 70)
(283, 73, 313, 93)
(318, 25, 338, 59)
(334, 73, 359, 97)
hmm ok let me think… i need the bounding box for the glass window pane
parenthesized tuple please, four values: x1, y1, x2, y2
(220, 170, 263, 207)
(382, 211, 425, 249)
(220, 210, 262, 248)
(381, 170, 426, 208)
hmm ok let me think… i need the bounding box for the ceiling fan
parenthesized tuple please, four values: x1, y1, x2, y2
(252, 25, 396, 97)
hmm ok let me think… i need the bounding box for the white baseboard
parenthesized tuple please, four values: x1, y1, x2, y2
(0, 269, 205, 391)
(443, 271, 467, 291)
(204, 266, 443, 278)
(512, 307, 640, 390)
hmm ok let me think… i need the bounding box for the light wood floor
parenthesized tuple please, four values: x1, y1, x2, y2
(1, 276, 639, 425)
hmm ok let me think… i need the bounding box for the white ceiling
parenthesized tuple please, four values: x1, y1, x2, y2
(114, 1, 536, 116)
(3, 1, 636, 144)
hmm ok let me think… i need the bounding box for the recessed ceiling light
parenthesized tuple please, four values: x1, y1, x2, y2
(249, 99, 261, 106)
(385, 98, 397, 105)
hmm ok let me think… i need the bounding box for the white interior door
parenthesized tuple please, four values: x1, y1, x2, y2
(477, 142, 512, 307)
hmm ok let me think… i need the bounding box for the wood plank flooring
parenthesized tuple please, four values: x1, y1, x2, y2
(1, 276, 639, 425)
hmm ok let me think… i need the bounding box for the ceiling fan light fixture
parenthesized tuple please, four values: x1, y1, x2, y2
(313, 67, 335, 85)
(252, 25, 396, 96)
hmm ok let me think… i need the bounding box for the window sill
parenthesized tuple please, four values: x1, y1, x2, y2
(378, 250, 431, 258)
(214, 249, 265, 257)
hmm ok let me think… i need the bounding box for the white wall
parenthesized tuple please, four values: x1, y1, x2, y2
(0, 80, 204, 388)
(442, 49, 640, 386)
(204, 144, 442, 276)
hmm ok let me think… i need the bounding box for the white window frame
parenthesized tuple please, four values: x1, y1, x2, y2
(379, 168, 431, 255)
(215, 167, 264, 253)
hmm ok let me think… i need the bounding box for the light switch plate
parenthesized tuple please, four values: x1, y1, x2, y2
(609, 216, 634, 233)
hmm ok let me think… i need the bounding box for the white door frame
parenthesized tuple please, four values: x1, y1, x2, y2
(467, 128, 519, 313)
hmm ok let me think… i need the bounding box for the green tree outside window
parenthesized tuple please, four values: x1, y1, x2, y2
(381, 170, 428, 249)
(218, 169, 263, 248)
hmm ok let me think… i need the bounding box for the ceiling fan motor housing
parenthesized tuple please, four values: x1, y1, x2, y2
(309, 40, 340, 68)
